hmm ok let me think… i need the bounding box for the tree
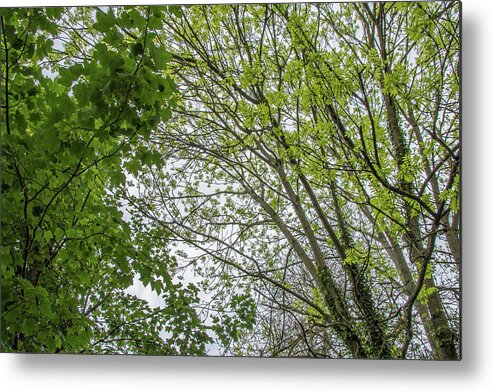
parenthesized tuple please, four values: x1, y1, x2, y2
(2, 2, 460, 359)
(124, 2, 460, 359)
(0, 6, 224, 354)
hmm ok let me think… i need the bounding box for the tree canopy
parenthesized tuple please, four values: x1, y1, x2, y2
(1, 6, 227, 355)
(1, 2, 460, 359)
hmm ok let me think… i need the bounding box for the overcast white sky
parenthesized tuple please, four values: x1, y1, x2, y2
(1, 0, 492, 391)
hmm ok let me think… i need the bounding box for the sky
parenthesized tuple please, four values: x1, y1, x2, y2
(1, 0, 492, 391)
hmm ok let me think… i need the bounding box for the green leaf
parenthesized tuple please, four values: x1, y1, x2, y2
(39, 127, 61, 153)
(22, 318, 37, 335)
(79, 271, 90, 285)
(94, 10, 116, 32)
(70, 140, 87, 156)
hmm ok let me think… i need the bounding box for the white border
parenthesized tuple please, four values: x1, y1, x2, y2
(1, 1, 492, 391)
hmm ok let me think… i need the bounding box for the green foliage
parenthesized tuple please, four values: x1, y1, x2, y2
(1, 2, 460, 359)
(0, 6, 225, 355)
(131, 2, 460, 359)
(212, 293, 256, 347)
